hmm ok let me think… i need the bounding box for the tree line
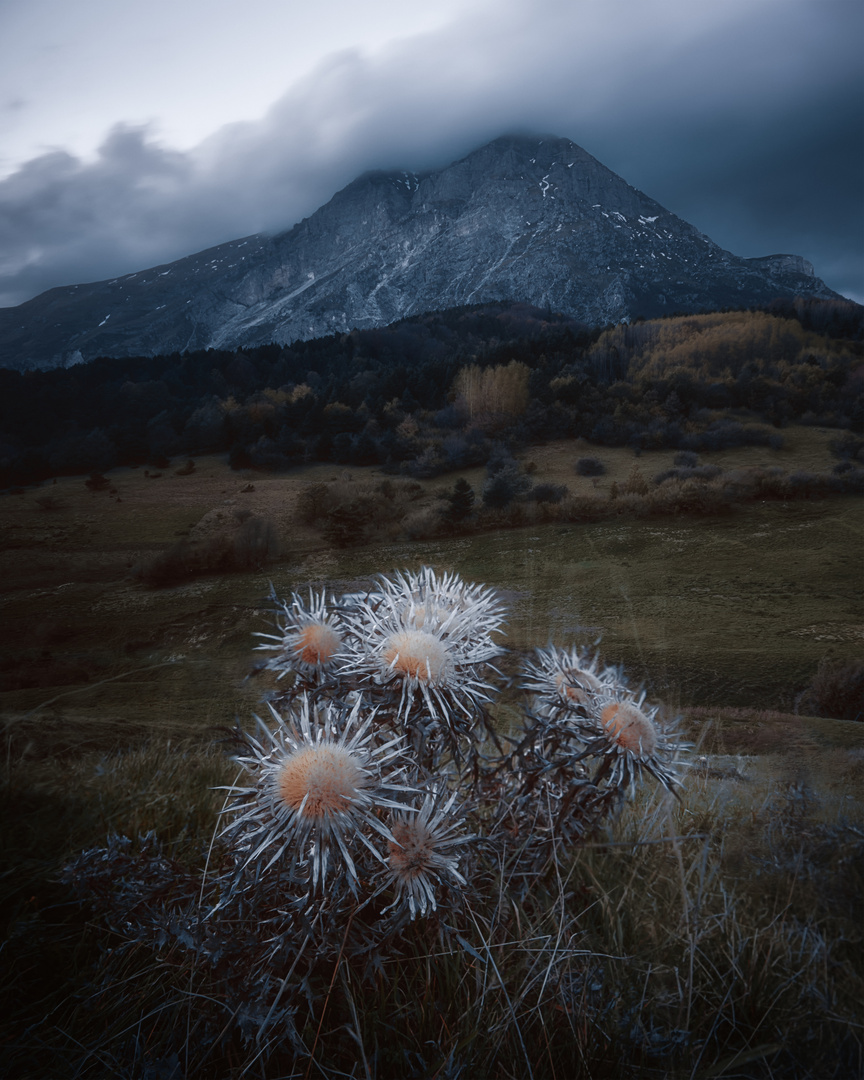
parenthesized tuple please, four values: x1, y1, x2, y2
(0, 298, 861, 488)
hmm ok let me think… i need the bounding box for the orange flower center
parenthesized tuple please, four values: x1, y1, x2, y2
(600, 701, 658, 755)
(555, 667, 602, 705)
(277, 745, 364, 819)
(383, 630, 449, 684)
(292, 622, 342, 667)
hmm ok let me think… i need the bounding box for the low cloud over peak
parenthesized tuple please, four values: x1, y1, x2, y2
(1, 0, 861, 307)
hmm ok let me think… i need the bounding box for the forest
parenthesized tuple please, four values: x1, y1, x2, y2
(0, 296, 861, 489)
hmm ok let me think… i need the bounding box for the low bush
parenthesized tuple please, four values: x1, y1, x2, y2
(135, 515, 280, 586)
(400, 506, 446, 539)
(654, 464, 723, 485)
(481, 461, 532, 509)
(295, 481, 331, 524)
(559, 494, 617, 523)
(297, 478, 425, 546)
(621, 464, 650, 497)
(673, 450, 699, 467)
(232, 514, 280, 566)
(526, 482, 568, 503)
(575, 456, 605, 476)
(320, 498, 380, 547)
(829, 433, 864, 462)
(681, 420, 784, 452)
(799, 657, 864, 722)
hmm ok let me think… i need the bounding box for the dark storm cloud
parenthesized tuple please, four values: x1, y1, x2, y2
(1, 0, 861, 308)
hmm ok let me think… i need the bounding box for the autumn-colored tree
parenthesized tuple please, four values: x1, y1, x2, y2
(453, 360, 530, 422)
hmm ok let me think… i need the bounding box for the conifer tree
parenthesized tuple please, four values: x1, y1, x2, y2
(445, 478, 475, 521)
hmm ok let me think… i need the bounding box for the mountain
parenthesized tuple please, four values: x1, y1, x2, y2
(0, 134, 845, 370)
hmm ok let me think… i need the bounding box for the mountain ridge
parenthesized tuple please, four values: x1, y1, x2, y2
(0, 134, 845, 370)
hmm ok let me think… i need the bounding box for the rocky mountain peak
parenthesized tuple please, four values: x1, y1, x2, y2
(0, 134, 845, 370)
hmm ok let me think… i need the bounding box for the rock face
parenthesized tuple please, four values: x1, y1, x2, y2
(0, 134, 844, 370)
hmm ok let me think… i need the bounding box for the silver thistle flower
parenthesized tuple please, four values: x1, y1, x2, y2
(255, 588, 346, 683)
(339, 567, 505, 741)
(384, 788, 469, 919)
(582, 690, 682, 794)
(521, 643, 622, 720)
(511, 645, 682, 842)
(220, 695, 414, 892)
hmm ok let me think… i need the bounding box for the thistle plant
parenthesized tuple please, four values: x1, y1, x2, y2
(63, 565, 686, 1069)
(336, 567, 507, 769)
(489, 644, 683, 869)
(255, 586, 348, 687)
(382, 787, 471, 919)
(217, 695, 412, 898)
(518, 644, 681, 795)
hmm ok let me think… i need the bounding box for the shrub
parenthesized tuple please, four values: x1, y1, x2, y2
(621, 464, 649, 497)
(673, 450, 699, 467)
(481, 463, 532, 508)
(406, 444, 450, 478)
(296, 482, 331, 525)
(683, 420, 783, 452)
(232, 515, 280, 567)
(829, 433, 864, 462)
(84, 472, 110, 491)
(400, 506, 445, 539)
(297, 479, 424, 546)
(560, 493, 616, 522)
(135, 515, 280, 585)
(799, 657, 864, 722)
(786, 470, 836, 497)
(135, 539, 209, 585)
(320, 498, 378, 547)
(575, 456, 605, 476)
(654, 464, 723, 485)
(526, 482, 568, 504)
(645, 479, 731, 517)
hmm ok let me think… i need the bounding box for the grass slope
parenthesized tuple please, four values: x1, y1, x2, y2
(1, 428, 862, 1077)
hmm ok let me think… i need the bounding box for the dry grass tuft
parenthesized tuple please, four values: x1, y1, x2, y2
(4, 749, 862, 1078)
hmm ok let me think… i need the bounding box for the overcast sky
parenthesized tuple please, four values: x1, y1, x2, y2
(1, 0, 861, 308)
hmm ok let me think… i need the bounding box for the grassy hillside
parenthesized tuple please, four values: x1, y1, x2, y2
(1, 426, 859, 747)
(1, 428, 862, 1078)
